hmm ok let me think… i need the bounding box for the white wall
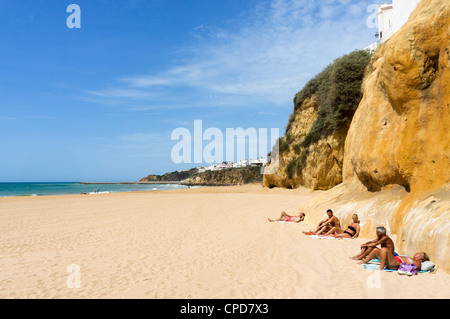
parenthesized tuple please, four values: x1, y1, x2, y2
(392, 0, 422, 34)
(377, 4, 394, 39)
(364, 0, 422, 51)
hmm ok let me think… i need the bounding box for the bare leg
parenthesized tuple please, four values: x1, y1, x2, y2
(379, 248, 401, 270)
(268, 211, 290, 222)
(334, 232, 352, 239)
(324, 226, 343, 236)
(378, 248, 388, 270)
(358, 248, 381, 265)
(316, 225, 331, 235)
(352, 246, 376, 260)
(350, 248, 365, 260)
(360, 247, 377, 261)
(334, 226, 343, 235)
(314, 225, 322, 233)
(351, 244, 370, 259)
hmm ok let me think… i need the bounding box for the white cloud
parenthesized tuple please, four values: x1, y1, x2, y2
(87, 0, 374, 109)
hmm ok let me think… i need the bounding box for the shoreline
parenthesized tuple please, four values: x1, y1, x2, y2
(0, 182, 264, 199)
(0, 184, 279, 200)
(79, 181, 183, 185)
(0, 182, 193, 199)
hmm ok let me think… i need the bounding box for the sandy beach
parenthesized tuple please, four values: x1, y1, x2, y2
(0, 185, 448, 299)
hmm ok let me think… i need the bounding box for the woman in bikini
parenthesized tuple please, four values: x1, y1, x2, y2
(268, 211, 305, 223)
(326, 214, 360, 238)
(379, 250, 429, 271)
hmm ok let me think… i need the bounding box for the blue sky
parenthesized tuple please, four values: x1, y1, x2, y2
(0, 0, 384, 182)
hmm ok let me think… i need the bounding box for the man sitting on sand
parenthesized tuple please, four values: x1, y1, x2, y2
(268, 211, 305, 223)
(351, 226, 396, 263)
(304, 209, 341, 235)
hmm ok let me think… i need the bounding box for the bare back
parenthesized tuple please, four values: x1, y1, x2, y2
(380, 236, 395, 254)
(329, 216, 341, 228)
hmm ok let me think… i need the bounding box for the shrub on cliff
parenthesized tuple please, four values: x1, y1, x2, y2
(184, 166, 262, 186)
(140, 168, 198, 182)
(288, 50, 372, 148)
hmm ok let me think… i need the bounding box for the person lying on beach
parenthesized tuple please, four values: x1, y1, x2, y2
(304, 209, 341, 235)
(350, 226, 394, 261)
(382, 250, 429, 271)
(268, 211, 305, 223)
(327, 214, 360, 238)
(358, 247, 429, 271)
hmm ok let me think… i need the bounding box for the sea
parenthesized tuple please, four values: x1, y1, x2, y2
(0, 182, 190, 197)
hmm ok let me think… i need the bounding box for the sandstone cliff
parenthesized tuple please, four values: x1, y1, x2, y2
(263, 50, 372, 190)
(343, 0, 450, 195)
(294, 0, 450, 272)
(140, 168, 199, 182)
(182, 167, 262, 186)
(142, 166, 262, 186)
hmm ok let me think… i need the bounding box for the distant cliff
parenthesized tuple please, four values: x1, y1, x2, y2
(183, 167, 262, 186)
(140, 166, 262, 186)
(140, 168, 199, 182)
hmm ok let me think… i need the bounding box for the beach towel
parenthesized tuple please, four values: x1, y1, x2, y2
(305, 234, 336, 239)
(273, 221, 297, 224)
(361, 258, 434, 273)
(362, 263, 397, 272)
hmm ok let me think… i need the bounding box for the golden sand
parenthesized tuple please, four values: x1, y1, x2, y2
(0, 185, 448, 299)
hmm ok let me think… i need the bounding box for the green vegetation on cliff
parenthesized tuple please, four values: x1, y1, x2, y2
(141, 166, 262, 186)
(183, 167, 262, 186)
(289, 50, 372, 147)
(140, 168, 199, 182)
(283, 50, 372, 179)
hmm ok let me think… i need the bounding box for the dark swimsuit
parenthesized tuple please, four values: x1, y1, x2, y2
(344, 225, 357, 237)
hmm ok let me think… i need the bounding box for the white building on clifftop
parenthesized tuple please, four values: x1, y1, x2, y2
(365, 0, 422, 51)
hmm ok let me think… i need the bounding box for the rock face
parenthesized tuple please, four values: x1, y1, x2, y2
(296, 0, 450, 272)
(263, 50, 372, 190)
(343, 0, 450, 195)
(141, 166, 262, 186)
(297, 180, 450, 272)
(263, 96, 348, 190)
(183, 167, 262, 186)
(140, 168, 199, 182)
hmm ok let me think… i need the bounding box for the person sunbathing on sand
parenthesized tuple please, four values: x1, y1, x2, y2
(305, 209, 341, 235)
(351, 226, 395, 261)
(268, 211, 305, 223)
(381, 250, 429, 271)
(359, 246, 430, 271)
(328, 214, 360, 238)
